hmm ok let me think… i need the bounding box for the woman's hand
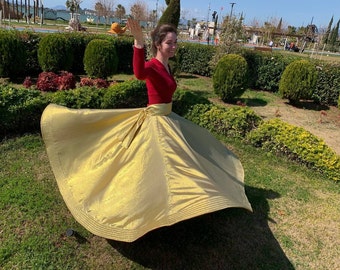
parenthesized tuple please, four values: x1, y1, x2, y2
(127, 18, 144, 48)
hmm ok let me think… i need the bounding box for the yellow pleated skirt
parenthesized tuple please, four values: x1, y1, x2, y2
(41, 103, 252, 242)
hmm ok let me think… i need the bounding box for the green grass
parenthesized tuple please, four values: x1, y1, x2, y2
(1, 75, 339, 269)
(1, 134, 339, 269)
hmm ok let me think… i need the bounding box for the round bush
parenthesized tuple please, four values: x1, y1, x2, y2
(279, 59, 318, 103)
(0, 31, 27, 78)
(38, 34, 74, 72)
(83, 39, 118, 79)
(212, 54, 249, 102)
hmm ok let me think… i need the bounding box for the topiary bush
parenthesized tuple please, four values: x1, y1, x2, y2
(246, 118, 340, 181)
(0, 30, 27, 78)
(279, 59, 318, 104)
(157, 0, 180, 28)
(83, 39, 118, 79)
(37, 34, 74, 72)
(185, 104, 262, 138)
(212, 54, 249, 102)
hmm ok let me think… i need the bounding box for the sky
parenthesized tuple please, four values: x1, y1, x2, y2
(41, 0, 340, 29)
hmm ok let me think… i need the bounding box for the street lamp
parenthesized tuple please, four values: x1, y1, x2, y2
(229, 2, 236, 18)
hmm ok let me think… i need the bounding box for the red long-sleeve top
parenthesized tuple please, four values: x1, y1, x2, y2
(133, 47, 177, 105)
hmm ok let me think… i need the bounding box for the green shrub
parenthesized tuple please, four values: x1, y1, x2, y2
(102, 80, 148, 108)
(38, 34, 74, 72)
(213, 54, 249, 102)
(172, 88, 210, 116)
(313, 63, 340, 106)
(186, 104, 262, 138)
(65, 32, 89, 74)
(246, 118, 340, 181)
(255, 53, 292, 92)
(177, 42, 217, 76)
(0, 86, 47, 136)
(112, 37, 134, 74)
(279, 59, 318, 103)
(83, 39, 118, 79)
(157, 0, 180, 28)
(19, 31, 42, 76)
(241, 49, 304, 91)
(0, 30, 27, 78)
(47, 86, 104, 109)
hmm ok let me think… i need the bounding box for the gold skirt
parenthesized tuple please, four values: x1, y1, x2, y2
(41, 103, 252, 242)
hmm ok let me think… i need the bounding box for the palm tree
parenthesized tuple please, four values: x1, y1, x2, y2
(115, 4, 125, 23)
(66, 0, 80, 19)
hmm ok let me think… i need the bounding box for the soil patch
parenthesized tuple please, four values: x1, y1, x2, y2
(248, 94, 340, 155)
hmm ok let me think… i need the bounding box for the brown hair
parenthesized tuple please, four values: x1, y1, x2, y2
(150, 24, 177, 56)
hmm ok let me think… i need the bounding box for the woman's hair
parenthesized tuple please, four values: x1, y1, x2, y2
(150, 24, 177, 56)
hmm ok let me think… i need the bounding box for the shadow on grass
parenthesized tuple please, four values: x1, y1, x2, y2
(285, 100, 329, 111)
(108, 186, 294, 270)
(243, 98, 268, 107)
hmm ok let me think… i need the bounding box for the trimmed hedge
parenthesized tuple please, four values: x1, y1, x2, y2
(279, 59, 318, 103)
(177, 42, 217, 76)
(84, 39, 118, 79)
(185, 104, 262, 138)
(38, 34, 74, 72)
(213, 54, 249, 102)
(314, 63, 340, 106)
(0, 30, 27, 78)
(246, 118, 340, 181)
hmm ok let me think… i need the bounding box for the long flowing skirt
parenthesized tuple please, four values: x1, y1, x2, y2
(41, 103, 252, 242)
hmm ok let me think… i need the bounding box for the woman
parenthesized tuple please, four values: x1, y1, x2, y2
(40, 19, 252, 243)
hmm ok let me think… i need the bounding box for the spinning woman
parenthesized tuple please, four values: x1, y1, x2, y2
(40, 19, 252, 243)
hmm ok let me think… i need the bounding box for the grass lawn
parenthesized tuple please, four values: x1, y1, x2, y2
(1, 75, 339, 269)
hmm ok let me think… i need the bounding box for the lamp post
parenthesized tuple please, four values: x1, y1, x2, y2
(229, 2, 236, 18)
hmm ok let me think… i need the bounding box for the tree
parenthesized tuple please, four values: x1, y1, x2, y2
(130, 0, 147, 21)
(66, 0, 80, 15)
(277, 17, 282, 32)
(114, 4, 126, 23)
(209, 13, 246, 70)
(329, 19, 340, 51)
(157, 0, 180, 28)
(323, 16, 333, 44)
(94, 0, 114, 25)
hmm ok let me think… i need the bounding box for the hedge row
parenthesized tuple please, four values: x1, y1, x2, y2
(186, 103, 340, 181)
(246, 118, 340, 181)
(1, 30, 339, 106)
(0, 30, 134, 78)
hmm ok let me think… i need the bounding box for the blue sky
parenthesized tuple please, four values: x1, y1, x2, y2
(42, 0, 339, 29)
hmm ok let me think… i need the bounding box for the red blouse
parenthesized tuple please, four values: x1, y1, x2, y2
(133, 47, 177, 105)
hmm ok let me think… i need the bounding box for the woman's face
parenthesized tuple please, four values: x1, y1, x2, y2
(157, 32, 177, 59)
